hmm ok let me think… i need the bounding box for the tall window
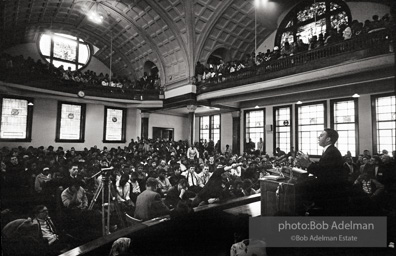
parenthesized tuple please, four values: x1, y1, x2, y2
(103, 107, 126, 143)
(372, 94, 396, 154)
(211, 115, 221, 143)
(296, 102, 326, 156)
(331, 99, 358, 156)
(274, 106, 292, 153)
(276, 0, 351, 46)
(39, 33, 91, 71)
(56, 102, 86, 142)
(245, 109, 265, 152)
(199, 115, 220, 143)
(0, 96, 33, 141)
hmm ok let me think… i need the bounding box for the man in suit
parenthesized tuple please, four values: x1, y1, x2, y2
(297, 128, 348, 215)
(134, 177, 170, 221)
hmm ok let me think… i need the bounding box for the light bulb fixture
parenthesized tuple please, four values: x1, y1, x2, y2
(255, 105, 259, 109)
(352, 93, 360, 98)
(296, 101, 302, 105)
(28, 102, 34, 106)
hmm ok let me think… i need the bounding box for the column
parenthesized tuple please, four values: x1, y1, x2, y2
(232, 111, 241, 155)
(140, 112, 150, 140)
(187, 105, 197, 146)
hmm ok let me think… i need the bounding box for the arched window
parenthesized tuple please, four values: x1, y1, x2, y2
(38, 33, 91, 71)
(275, 0, 351, 47)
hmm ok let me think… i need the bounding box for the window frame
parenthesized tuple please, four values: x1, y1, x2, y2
(275, 0, 352, 47)
(103, 106, 127, 143)
(37, 32, 92, 71)
(371, 93, 396, 154)
(330, 98, 359, 157)
(0, 95, 34, 142)
(55, 101, 86, 143)
(295, 100, 327, 157)
(273, 105, 293, 155)
(244, 108, 266, 153)
(210, 115, 221, 144)
(199, 114, 221, 143)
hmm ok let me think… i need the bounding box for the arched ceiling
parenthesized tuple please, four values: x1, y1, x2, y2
(1, 0, 391, 86)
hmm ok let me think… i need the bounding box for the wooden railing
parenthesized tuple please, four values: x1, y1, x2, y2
(0, 74, 162, 101)
(197, 29, 394, 94)
(59, 193, 261, 256)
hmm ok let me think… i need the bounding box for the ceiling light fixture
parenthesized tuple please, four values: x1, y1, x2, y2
(255, 105, 259, 109)
(352, 93, 360, 98)
(28, 102, 34, 106)
(296, 101, 302, 104)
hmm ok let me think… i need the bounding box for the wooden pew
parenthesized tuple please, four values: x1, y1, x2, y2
(59, 193, 261, 256)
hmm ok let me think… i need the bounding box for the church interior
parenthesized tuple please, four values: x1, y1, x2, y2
(1, 0, 395, 255)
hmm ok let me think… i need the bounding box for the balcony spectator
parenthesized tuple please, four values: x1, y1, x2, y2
(296, 39, 309, 52)
(308, 35, 318, 50)
(342, 25, 352, 40)
(272, 46, 281, 59)
(280, 41, 292, 58)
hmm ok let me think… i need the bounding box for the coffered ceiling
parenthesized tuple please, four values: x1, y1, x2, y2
(1, 0, 391, 85)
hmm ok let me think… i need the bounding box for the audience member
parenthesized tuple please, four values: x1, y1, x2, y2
(134, 177, 170, 221)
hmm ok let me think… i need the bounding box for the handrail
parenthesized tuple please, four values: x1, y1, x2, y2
(197, 29, 393, 93)
(58, 193, 261, 256)
(0, 72, 162, 100)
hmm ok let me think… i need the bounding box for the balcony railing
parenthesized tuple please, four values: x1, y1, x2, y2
(197, 29, 394, 94)
(0, 68, 162, 101)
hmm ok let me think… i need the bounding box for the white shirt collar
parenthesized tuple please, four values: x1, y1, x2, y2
(323, 144, 332, 153)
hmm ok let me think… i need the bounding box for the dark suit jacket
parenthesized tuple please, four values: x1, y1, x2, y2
(307, 145, 348, 213)
(134, 189, 170, 221)
(308, 144, 345, 184)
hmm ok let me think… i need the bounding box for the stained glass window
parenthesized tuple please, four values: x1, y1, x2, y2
(56, 102, 86, 142)
(373, 95, 396, 154)
(297, 2, 326, 23)
(0, 97, 33, 141)
(104, 107, 126, 142)
(245, 110, 265, 151)
(296, 18, 327, 44)
(331, 99, 358, 156)
(39, 33, 90, 71)
(297, 102, 326, 156)
(276, 0, 351, 47)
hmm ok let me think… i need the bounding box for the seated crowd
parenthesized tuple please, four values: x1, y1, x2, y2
(195, 13, 394, 85)
(1, 138, 395, 255)
(0, 54, 163, 93)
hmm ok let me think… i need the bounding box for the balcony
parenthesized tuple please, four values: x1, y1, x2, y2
(197, 29, 394, 95)
(0, 66, 162, 101)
